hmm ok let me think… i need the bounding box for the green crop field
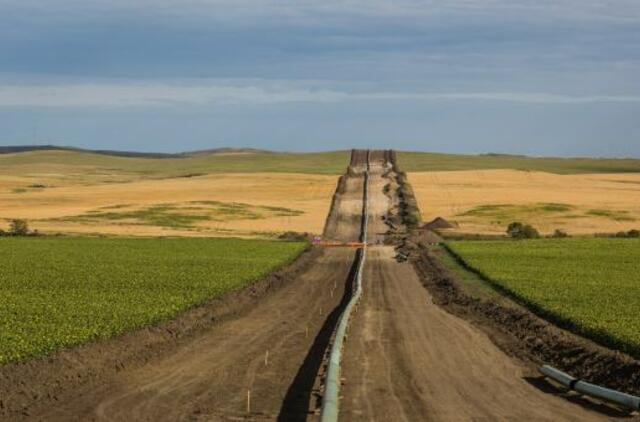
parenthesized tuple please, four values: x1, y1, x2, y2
(0, 237, 306, 364)
(446, 238, 640, 355)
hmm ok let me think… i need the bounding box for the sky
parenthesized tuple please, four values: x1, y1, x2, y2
(1, 1, 639, 156)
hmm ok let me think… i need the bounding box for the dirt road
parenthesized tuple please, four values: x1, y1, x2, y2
(340, 246, 612, 421)
(340, 153, 611, 421)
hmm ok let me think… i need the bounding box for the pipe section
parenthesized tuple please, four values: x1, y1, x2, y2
(320, 152, 370, 422)
(540, 365, 640, 411)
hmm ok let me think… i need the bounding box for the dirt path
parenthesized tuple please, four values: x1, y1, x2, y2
(365, 160, 393, 244)
(340, 247, 610, 421)
(339, 156, 612, 421)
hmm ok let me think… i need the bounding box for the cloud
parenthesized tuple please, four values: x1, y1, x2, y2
(360, 92, 640, 104)
(1, 81, 639, 108)
(2, 0, 638, 85)
(0, 83, 345, 107)
(4, 0, 640, 26)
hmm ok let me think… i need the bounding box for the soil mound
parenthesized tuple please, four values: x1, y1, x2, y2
(278, 231, 311, 242)
(423, 217, 456, 230)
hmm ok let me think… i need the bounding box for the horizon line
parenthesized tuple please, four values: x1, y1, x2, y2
(1, 143, 639, 161)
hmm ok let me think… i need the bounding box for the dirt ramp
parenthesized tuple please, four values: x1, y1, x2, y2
(349, 149, 393, 168)
(349, 149, 370, 168)
(323, 174, 364, 242)
(324, 150, 366, 242)
(324, 149, 395, 242)
(368, 149, 392, 166)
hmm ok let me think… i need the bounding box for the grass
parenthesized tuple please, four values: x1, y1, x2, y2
(433, 245, 502, 298)
(398, 151, 640, 174)
(456, 202, 637, 228)
(586, 209, 635, 222)
(446, 238, 640, 356)
(0, 236, 306, 363)
(47, 201, 305, 230)
(9, 184, 47, 194)
(2, 149, 639, 183)
(537, 203, 574, 212)
(0, 149, 351, 178)
(457, 202, 576, 226)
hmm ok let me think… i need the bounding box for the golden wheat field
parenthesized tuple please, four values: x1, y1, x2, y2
(409, 170, 640, 235)
(0, 172, 337, 237)
(4, 151, 640, 238)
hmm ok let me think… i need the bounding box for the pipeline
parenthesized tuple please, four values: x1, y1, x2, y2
(320, 151, 370, 422)
(539, 365, 640, 411)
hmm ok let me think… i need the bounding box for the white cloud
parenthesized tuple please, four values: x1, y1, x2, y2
(1, 81, 639, 108)
(360, 92, 640, 104)
(0, 83, 346, 107)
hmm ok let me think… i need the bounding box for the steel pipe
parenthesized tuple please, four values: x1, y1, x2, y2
(320, 152, 370, 422)
(540, 365, 640, 411)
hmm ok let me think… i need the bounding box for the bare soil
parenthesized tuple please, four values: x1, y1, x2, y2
(322, 175, 364, 242)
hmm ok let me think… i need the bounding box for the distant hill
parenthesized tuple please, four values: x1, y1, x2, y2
(480, 153, 528, 158)
(398, 151, 640, 174)
(0, 145, 350, 175)
(0, 145, 178, 158)
(1, 145, 639, 175)
(0, 145, 70, 154)
(185, 147, 275, 156)
(0, 145, 274, 159)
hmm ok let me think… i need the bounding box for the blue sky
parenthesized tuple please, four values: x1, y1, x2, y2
(1, 1, 639, 156)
